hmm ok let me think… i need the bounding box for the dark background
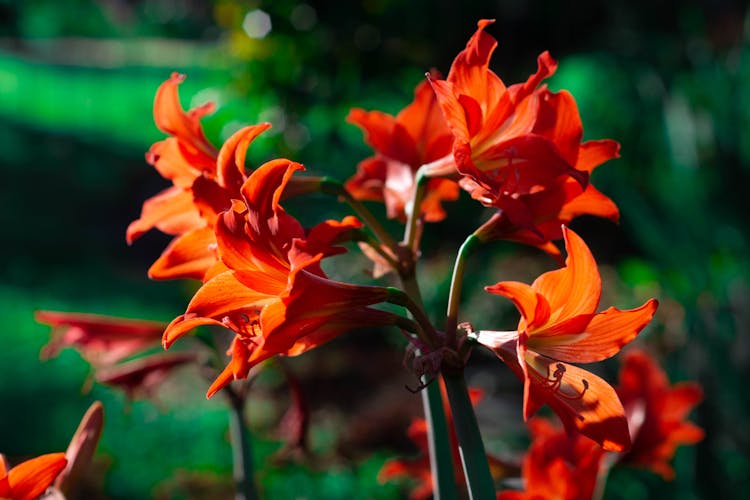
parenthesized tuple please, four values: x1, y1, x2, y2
(1, 0, 748, 498)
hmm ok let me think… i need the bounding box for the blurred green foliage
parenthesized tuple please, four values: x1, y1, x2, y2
(1, 0, 748, 498)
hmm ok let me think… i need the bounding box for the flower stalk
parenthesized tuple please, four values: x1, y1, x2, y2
(318, 177, 400, 251)
(445, 234, 481, 349)
(225, 387, 259, 500)
(443, 371, 496, 500)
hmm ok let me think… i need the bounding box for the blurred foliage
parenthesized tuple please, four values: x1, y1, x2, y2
(1, 0, 748, 498)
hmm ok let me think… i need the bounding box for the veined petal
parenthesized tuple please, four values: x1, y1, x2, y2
(241, 159, 305, 224)
(148, 226, 218, 281)
(530, 300, 658, 363)
(485, 281, 550, 329)
(215, 207, 292, 280)
(183, 270, 280, 320)
(524, 350, 631, 451)
(532, 226, 601, 324)
(429, 78, 471, 145)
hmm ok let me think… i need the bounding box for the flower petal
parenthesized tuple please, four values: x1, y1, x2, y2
(524, 350, 631, 451)
(5, 453, 67, 500)
(532, 226, 601, 323)
(148, 226, 218, 281)
(485, 281, 550, 329)
(529, 299, 658, 363)
(126, 186, 203, 244)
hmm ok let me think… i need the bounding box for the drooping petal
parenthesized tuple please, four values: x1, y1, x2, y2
(523, 350, 631, 451)
(182, 270, 281, 320)
(126, 186, 203, 244)
(37, 311, 164, 366)
(148, 226, 218, 281)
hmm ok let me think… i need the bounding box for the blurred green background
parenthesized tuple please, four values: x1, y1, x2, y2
(1, 0, 748, 498)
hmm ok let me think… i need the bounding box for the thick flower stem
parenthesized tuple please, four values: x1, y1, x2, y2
(225, 388, 259, 500)
(318, 177, 400, 251)
(403, 167, 429, 250)
(445, 234, 481, 349)
(396, 278, 458, 500)
(443, 371, 496, 500)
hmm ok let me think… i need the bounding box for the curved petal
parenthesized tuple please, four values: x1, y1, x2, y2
(126, 186, 203, 244)
(153, 72, 217, 159)
(183, 270, 280, 320)
(163, 315, 226, 349)
(216, 123, 272, 190)
(524, 350, 631, 451)
(530, 300, 657, 363)
(5, 453, 67, 500)
(576, 139, 620, 173)
(485, 281, 550, 330)
(148, 226, 218, 281)
(532, 226, 601, 324)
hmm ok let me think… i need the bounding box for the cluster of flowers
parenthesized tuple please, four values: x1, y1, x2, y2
(7, 19, 703, 499)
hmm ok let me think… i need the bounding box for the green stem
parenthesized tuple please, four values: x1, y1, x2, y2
(386, 287, 438, 348)
(403, 167, 428, 250)
(398, 277, 458, 500)
(320, 177, 399, 250)
(445, 234, 481, 350)
(443, 371, 496, 500)
(226, 388, 259, 500)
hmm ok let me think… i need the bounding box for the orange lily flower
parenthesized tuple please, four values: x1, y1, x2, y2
(0, 453, 67, 500)
(497, 417, 605, 500)
(474, 138, 620, 259)
(428, 20, 587, 204)
(477, 226, 658, 451)
(616, 349, 704, 479)
(163, 159, 398, 397)
(346, 74, 459, 222)
(126, 72, 272, 281)
(36, 311, 165, 367)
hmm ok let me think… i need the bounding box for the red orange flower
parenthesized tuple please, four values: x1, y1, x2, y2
(346, 74, 459, 222)
(127, 72, 272, 281)
(429, 20, 586, 194)
(474, 139, 620, 258)
(429, 20, 620, 254)
(616, 349, 704, 479)
(477, 226, 658, 451)
(497, 417, 605, 500)
(0, 453, 67, 500)
(37, 311, 164, 367)
(163, 159, 398, 397)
